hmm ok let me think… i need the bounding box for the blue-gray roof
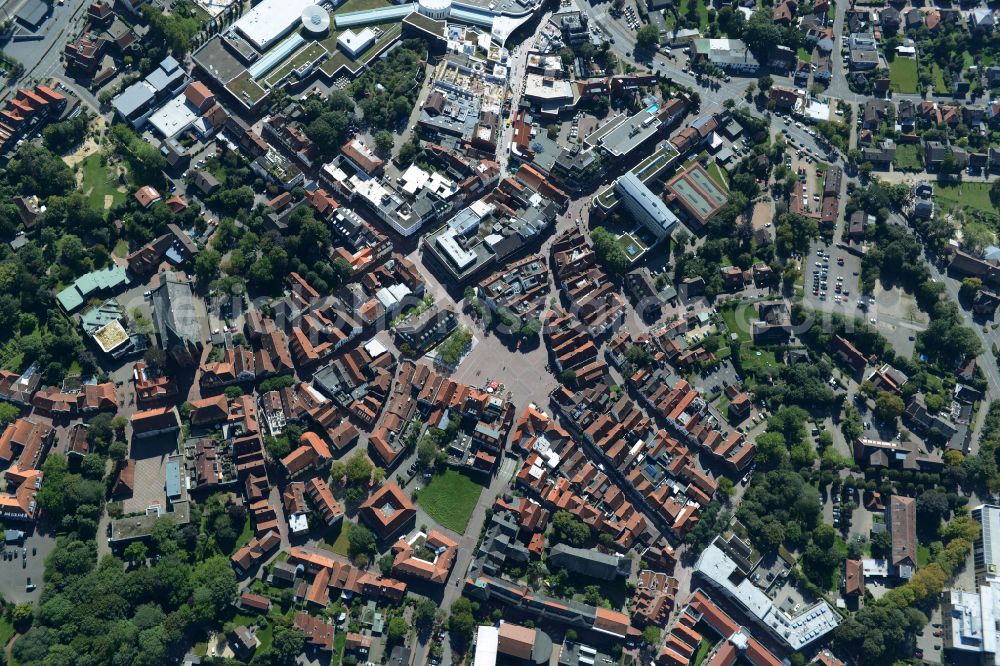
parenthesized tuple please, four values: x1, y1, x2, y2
(333, 4, 416, 28)
(113, 82, 155, 119)
(616, 171, 678, 236)
(166, 460, 181, 498)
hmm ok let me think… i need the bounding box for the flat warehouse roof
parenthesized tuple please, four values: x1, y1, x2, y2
(234, 0, 315, 51)
(149, 95, 198, 138)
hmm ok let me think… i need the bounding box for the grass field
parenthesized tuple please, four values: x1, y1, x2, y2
(227, 516, 254, 556)
(0, 617, 14, 651)
(79, 153, 126, 210)
(720, 305, 751, 343)
(889, 58, 918, 93)
(330, 631, 347, 666)
(112, 239, 129, 258)
(918, 543, 930, 567)
(740, 346, 781, 375)
(929, 62, 948, 95)
(935, 182, 999, 217)
(892, 143, 923, 172)
(232, 613, 273, 653)
(707, 161, 729, 190)
(692, 638, 714, 666)
(616, 232, 649, 263)
(797, 47, 812, 63)
(326, 521, 353, 557)
(333, 0, 390, 14)
(417, 469, 483, 533)
(677, 0, 709, 31)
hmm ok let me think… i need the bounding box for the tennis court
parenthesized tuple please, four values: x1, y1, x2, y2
(688, 166, 727, 206)
(668, 163, 729, 224)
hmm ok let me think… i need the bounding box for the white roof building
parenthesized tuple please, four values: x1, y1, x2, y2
(233, 0, 315, 51)
(473, 626, 500, 666)
(695, 540, 841, 651)
(337, 28, 376, 58)
(942, 586, 998, 661)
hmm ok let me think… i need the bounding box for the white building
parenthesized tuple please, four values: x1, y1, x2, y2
(615, 171, 678, 240)
(233, 0, 316, 51)
(694, 539, 841, 651)
(974, 505, 1000, 583)
(691, 38, 760, 73)
(942, 585, 1000, 662)
(337, 28, 376, 58)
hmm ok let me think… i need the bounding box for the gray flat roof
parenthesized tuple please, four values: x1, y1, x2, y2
(616, 171, 678, 233)
(15, 0, 48, 28)
(192, 36, 247, 85)
(113, 82, 155, 118)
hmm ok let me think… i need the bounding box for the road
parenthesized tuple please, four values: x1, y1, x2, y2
(1, 0, 89, 95)
(497, 33, 537, 176)
(408, 456, 519, 666)
(0, 0, 104, 114)
(882, 211, 1000, 455)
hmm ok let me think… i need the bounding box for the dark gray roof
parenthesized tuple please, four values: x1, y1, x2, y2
(152, 274, 202, 348)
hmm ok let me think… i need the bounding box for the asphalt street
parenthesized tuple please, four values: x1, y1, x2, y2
(1, 0, 102, 111)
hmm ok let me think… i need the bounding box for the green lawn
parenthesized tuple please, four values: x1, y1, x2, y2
(616, 232, 649, 263)
(0, 617, 14, 650)
(79, 153, 126, 210)
(797, 47, 812, 63)
(706, 161, 729, 191)
(929, 62, 948, 95)
(112, 239, 129, 258)
(935, 182, 999, 217)
(326, 521, 353, 557)
(677, 0, 709, 31)
(740, 346, 781, 374)
(889, 58, 918, 93)
(918, 543, 930, 567)
(227, 515, 254, 556)
(333, 0, 390, 15)
(892, 144, 923, 171)
(720, 306, 750, 344)
(232, 613, 273, 653)
(714, 392, 731, 421)
(692, 638, 714, 666)
(416, 469, 483, 533)
(330, 631, 347, 666)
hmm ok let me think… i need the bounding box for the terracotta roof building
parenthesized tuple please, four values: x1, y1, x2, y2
(0, 418, 54, 474)
(189, 395, 230, 426)
(306, 477, 344, 527)
(130, 406, 181, 439)
(294, 612, 334, 652)
(888, 494, 917, 576)
(281, 431, 333, 477)
(0, 468, 43, 522)
(391, 530, 458, 584)
(359, 482, 416, 541)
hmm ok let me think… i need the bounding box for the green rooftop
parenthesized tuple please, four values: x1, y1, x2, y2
(56, 266, 130, 313)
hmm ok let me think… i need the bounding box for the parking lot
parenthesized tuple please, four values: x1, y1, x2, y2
(801, 244, 863, 315)
(0, 529, 56, 605)
(781, 143, 825, 219)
